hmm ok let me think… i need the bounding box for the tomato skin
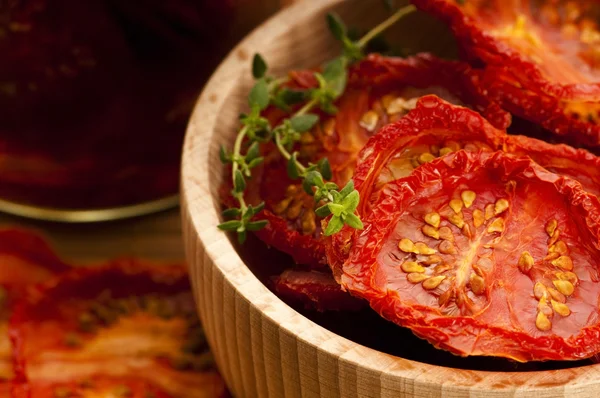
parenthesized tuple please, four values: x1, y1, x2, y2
(334, 149, 600, 362)
(235, 54, 511, 269)
(273, 270, 365, 312)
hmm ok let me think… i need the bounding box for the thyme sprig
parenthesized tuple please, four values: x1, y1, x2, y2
(219, 4, 415, 243)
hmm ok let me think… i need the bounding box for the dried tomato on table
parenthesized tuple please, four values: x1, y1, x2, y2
(327, 95, 600, 278)
(0, 229, 71, 388)
(331, 149, 600, 362)
(10, 262, 227, 398)
(240, 53, 510, 269)
(412, 0, 600, 147)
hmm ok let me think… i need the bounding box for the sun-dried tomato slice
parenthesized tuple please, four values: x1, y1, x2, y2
(0, 229, 71, 385)
(273, 270, 365, 312)
(240, 53, 510, 268)
(412, 0, 600, 101)
(411, 0, 600, 146)
(10, 262, 227, 397)
(334, 149, 600, 362)
(327, 95, 600, 278)
(477, 65, 600, 148)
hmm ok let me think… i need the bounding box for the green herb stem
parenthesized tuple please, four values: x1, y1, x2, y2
(295, 98, 319, 117)
(357, 4, 416, 49)
(274, 97, 319, 171)
(231, 125, 249, 209)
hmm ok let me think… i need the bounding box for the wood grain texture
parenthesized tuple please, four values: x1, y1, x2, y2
(181, 0, 600, 396)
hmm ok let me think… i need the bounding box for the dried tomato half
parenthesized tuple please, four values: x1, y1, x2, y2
(241, 53, 510, 268)
(335, 149, 600, 362)
(273, 270, 365, 312)
(327, 95, 600, 277)
(10, 262, 227, 398)
(0, 229, 71, 385)
(411, 0, 600, 101)
(478, 65, 600, 148)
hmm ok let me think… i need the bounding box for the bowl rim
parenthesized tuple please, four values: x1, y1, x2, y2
(181, 0, 600, 393)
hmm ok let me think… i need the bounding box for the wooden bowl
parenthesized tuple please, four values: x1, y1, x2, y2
(181, 1, 600, 396)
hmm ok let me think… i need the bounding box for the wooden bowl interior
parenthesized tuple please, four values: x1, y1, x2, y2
(182, 0, 600, 396)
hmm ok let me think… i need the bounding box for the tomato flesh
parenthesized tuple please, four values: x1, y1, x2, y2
(338, 149, 600, 361)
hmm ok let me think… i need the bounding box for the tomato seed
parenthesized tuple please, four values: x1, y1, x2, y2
(386, 97, 408, 115)
(418, 152, 436, 164)
(548, 287, 567, 304)
(535, 312, 552, 331)
(449, 199, 463, 214)
(445, 140, 461, 151)
(422, 255, 443, 266)
(422, 275, 446, 290)
(439, 147, 453, 156)
(548, 229, 560, 246)
(301, 211, 316, 235)
(533, 282, 547, 300)
(551, 299, 571, 317)
(448, 213, 465, 229)
(407, 273, 429, 283)
(553, 280, 575, 296)
(359, 110, 379, 132)
(469, 273, 485, 295)
(438, 240, 457, 254)
(518, 251, 534, 273)
(415, 242, 436, 255)
(549, 241, 568, 255)
(381, 95, 396, 112)
(556, 271, 578, 284)
(484, 204, 495, 220)
(422, 225, 440, 240)
(438, 226, 454, 241)
(494, 198, 509, 215)
(401, 261, 425, 273)
(551, 255, 573, 271)
(473, 209, 484, 228)
(487, 218, 505, 234)
(545, 219, 558, 237)
(398, 238, 415, 253)
(461, 190, 477, 208)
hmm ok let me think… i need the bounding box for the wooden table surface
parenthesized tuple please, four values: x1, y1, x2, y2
(0, 207, 184, 265)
